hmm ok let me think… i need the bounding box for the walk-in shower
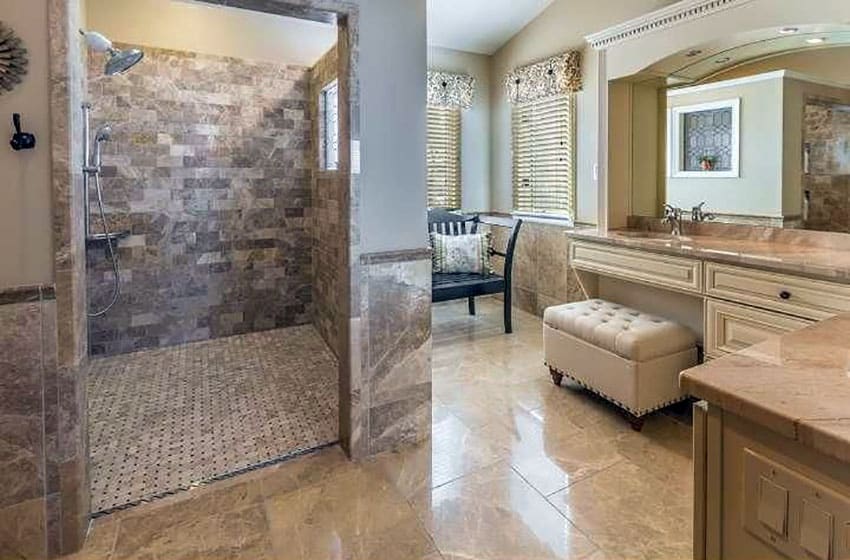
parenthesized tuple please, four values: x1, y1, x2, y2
(79, 5, 342, 514)
(80, 30, 144, 317)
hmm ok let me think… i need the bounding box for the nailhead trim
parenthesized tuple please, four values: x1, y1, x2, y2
(546, 362, 689, 417)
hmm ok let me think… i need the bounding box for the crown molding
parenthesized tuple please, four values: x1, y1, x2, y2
(584, 0, 757, 50)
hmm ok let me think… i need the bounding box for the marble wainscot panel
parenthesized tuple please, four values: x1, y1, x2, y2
(86, 45, 314, 356)
(348, 250, 432, 458)
(482, 215, 587, 316)
(310, 44, 345, 358)
(0, 286, 57, 560)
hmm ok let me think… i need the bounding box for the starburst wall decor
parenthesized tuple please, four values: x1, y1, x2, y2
(0, 21, 28, 95)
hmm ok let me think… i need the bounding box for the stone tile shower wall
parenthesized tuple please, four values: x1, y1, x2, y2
(86, 45, 314, 356)
(310, 45, 344, 358)
(804, 101, 850, 233)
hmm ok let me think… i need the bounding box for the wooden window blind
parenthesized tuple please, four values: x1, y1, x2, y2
(512, 94, 576, 218)
(427, 105, 461, 209)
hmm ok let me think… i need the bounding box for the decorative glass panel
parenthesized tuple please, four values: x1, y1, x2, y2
(320, 80, 339, 171)
(682, 107, 733, 172)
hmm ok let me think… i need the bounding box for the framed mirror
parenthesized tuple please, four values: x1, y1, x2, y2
(615, 25, 850, 232)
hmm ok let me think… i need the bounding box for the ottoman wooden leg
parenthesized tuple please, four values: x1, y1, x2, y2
(549, 367, 564, 387)
(627, 413, 645, 432)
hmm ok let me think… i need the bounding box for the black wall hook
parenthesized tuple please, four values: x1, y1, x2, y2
(10, 113, 36, 151)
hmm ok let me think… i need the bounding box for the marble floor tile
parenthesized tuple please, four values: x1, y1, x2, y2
(548, 460, 693, 560)
(68, 297, 694, 559)
(477, 407, 625, 496)
(413, 461, 600, 560)
(263, 460, 437, 560)
(367, 404, 503, 498)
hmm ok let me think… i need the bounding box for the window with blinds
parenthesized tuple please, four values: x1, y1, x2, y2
(512, 94, 576, 219)
(427, 105, 461, 210)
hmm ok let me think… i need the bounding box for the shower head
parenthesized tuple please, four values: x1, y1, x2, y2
(94, 124, 112, 142)
(79, 30, 144, 75)
(105, 48, 144, 76)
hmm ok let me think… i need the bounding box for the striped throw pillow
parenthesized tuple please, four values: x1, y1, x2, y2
(430, 232, 493, 274)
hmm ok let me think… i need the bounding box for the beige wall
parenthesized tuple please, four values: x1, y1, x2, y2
(85, 0, 337, 66)
(428, 46, 491, 212)
(489, 0, 678, 225)
(666, 76, 785, 217)
(712, 47, 850, 85)
(0, 0, 54, 288)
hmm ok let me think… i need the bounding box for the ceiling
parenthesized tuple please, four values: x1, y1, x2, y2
(427, 0, 556, 55)
(635, 24, 850, 86)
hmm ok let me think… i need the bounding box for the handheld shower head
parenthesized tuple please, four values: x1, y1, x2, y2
(80, 30, 144, 75)
(94, 124, 112, 143)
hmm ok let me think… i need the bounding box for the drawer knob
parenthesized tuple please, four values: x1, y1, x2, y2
(779, 290, 792, 300)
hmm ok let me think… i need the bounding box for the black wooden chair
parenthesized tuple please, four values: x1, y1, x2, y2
(428, 208, 523, 333)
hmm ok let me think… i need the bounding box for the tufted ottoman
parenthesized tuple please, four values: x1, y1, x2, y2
(544, 299, 697, 430)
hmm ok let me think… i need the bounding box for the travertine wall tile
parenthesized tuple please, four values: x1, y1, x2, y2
(85, 45, 314, 356)
(310, 44, 345, 358)
(804, 101, 850, 233)
(487, 220, 585, 317)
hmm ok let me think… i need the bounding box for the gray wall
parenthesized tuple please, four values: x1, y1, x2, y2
(428, 46, 492, 213)
(359, 0, 428, 253)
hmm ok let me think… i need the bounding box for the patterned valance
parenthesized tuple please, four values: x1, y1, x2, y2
(505, 51, 582, 105)
(428, 71, 475, 109)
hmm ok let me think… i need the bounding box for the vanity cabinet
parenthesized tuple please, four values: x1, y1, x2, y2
(569, 241, 703, 294)
(705, 263, 850, 322)
(704, 299, 812, 358)
(569, 240, 850, 360)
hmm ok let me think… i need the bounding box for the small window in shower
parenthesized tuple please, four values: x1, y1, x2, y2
(320, 80, 339, 170)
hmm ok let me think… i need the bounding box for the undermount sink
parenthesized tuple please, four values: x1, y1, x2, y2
(612, 231, 693, 243)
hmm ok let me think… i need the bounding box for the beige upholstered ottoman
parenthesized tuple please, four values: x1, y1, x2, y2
(544, 299, 698, 430)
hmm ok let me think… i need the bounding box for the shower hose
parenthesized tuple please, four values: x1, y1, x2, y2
(88, 172, 121, 317)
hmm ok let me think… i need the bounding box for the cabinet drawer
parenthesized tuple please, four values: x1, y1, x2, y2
(705, 299, 812, 358)
(705, 262, 850, 321)
(570, 241, 703, 294)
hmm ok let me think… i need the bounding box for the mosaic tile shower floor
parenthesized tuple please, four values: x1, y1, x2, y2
(87, 325, 338, 513)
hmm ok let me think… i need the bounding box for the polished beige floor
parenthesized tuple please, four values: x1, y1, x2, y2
(68, 297, 693, 560)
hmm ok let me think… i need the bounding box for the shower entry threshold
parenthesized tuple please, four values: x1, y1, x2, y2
(87, 325, 339, 514)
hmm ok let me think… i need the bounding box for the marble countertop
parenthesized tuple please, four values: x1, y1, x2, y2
(567, 228, 850, 283)
(681, 314, 850, 464)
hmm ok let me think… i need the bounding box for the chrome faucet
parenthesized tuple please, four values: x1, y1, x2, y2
(691, 201, 716, 222)
(663, 204, 685, 236)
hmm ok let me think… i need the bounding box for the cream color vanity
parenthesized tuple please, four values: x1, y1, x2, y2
(582, 1, 850, 558)
(568, 227, 850, 557)
(567, 228, 850, 360)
